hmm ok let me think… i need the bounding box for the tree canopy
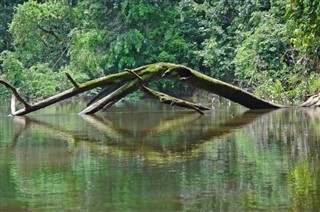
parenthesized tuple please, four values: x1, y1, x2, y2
(0, 0, 320, 105)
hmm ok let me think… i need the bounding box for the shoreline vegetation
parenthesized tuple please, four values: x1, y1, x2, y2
(1, 62, 318, 117)
(1, 0, 320, 106)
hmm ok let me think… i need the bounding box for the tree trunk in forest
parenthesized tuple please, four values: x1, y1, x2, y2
(0, 62, 286, 116)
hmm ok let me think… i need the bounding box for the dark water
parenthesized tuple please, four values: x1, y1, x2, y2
(1, 99, 320, 211)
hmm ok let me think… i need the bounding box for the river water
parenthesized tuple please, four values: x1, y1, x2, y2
(0, 99, 320, 211)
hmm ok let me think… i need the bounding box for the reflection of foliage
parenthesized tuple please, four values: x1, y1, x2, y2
(235, 133, 289, 210)
(288, 161, 318, 211)
(177, 108, 320, 210)
(2, 102, 320, 210)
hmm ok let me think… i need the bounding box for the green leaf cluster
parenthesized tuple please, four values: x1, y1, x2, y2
(1, 0, 320, 102)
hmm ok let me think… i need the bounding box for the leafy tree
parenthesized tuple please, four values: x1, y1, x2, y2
(234, 12, 289, 81)
(1, 0, 319, 101)
(194, 0, 270, 81)
(8, 0, 75, 68)
(285, 0, 320, 71)
(0, 0, 28, 52)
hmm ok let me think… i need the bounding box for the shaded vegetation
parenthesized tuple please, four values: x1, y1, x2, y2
(0, 0, 320, 104)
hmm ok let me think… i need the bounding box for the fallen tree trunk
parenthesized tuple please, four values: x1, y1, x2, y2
(140, 86, 210, 114)
(0, 62, 285, 116)
(300, 94, 320, 107)
(79, 78, 142, 114)
(3, 65, 154, 116)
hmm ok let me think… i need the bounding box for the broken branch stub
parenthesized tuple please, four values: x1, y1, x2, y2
(65, 73, 79, 88)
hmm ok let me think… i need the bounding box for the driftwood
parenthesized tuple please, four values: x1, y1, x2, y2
(0, 62, 305, 116)
(300, 94, 320, 107)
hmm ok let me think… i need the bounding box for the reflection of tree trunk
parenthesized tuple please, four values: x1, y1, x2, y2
(0, 63, 283, 116)
(12, 116, 77, 149)
(81, 115, 133, 139)
(10, 109, 270, 162)
(11, 117, 30, 148)
(141, 112, 202, 139)
(80, 110, 272, 153)
(301, 108, 320, 122)
(189, 110, 273, 144)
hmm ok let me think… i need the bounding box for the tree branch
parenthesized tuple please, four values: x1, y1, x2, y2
(79, 79, 141, 114)
(300, 94, 320, 107)
(0, 80, 31, 109)
(124, 68, 143, 80)
(140, 86, 210, 115)
(125, 67, 211, 114)
(65, 73, 79, 88)
(37, 24, 62, 42)
(2, 63, 284, 116)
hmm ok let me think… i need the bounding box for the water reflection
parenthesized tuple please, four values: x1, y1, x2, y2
(10, 108, 269, 163)
(1, 101, 320, 211)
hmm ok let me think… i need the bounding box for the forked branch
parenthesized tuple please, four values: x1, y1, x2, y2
(0, 80, 31, 109)
(124, 67, 210, 114)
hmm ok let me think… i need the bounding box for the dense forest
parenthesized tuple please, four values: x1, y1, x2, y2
(0, 0, 319, 105)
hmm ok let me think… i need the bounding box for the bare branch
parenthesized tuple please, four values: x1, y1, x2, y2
(65, 73, 79, 88)
(0, 80, 31, 109)
(124, 68, 143, 81)
(125, 66, 211, 114)
(140, 86, 210, 115)
(1, 63, 284, 116)
(79, 79, 141, 114)
(300, 94, 320, 107)
(37, 24, 62, 42)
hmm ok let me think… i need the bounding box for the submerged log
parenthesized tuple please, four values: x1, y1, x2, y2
(0, 62, 284, 116)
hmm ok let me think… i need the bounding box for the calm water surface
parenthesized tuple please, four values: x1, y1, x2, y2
(1, 99, 320, 211)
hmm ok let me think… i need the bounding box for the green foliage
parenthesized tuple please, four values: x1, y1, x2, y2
(288, 160, 318, 210)
(233, 0, 320, 103)
(285, 0, 320, 64)
(0, 51, 25, 86)
(235, 15, 288, 80)
(23, 63, 64, 98)
(68, 29, 109, 78)
(0, 51, 65, 98)
(9, 0, 74, 68)
(0, 0, 28, 52)
(0, 0, 319, 101)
